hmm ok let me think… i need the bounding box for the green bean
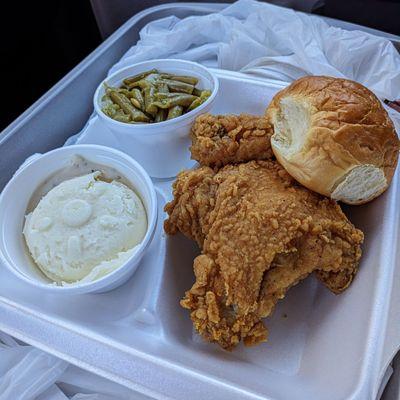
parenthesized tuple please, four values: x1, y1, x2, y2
(187, 90, 212, 111)
(153, 93, 197, 108)
(125, 79, 147, 89)
(101, 69, 210, 123)
(123, 69, 158, 86)
(155, 92, 196, 101)
(130, 88, 145, 109)
(130, 97, 142, 109)
(128, 74, 161, 89)
(156, 82, 169, 94)
(101, 103, 120, 118)
(113, 112, 131, 123)
(101, 93, 111, 103)
(160, 74, 199, 85)
(108, 90, 130, 112)
(186, 98, 202, 112)
(175, 76, 198, 85)
(143, 85, 158, 115)
(131, 108, 151, 122)
(108, 90, 150, 122)
(144, 73, 160, 84)
(167, 105, 183, 120)
(101, 95, 116, 111)
(117, 88, 131, 97)
(192, 88, 202, 97)
(162, 79, 194, 94)
(154, 92, 181, 99)
(155, 108, 167, 123)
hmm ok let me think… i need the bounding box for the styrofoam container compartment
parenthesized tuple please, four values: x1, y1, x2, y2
(1, 60, 400, 400)
(0, 144, 157, 295)
(93, 59, 219, 178)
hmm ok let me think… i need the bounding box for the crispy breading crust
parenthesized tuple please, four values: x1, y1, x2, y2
(165, 160, 364, 350)
(190, 114, 273, 168)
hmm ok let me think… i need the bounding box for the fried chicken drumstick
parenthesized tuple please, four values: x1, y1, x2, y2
(165, 114, 364, 350)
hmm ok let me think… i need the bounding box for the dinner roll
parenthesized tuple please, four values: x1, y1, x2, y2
(266, 76, 399, 204)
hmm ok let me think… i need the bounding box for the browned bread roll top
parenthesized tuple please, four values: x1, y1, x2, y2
(266, 76, 399, 204)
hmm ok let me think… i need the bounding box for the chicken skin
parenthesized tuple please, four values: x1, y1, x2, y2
(165, 160, 364, 350)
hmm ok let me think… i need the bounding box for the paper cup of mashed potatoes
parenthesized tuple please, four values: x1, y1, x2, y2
(0, 145, 157, 294)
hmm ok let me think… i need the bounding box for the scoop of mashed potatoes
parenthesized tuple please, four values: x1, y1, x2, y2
(23, 172, 147, 283)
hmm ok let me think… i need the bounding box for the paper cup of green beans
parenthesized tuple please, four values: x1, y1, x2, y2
(94, 59, 219, 178)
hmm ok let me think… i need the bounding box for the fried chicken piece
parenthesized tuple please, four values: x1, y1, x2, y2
(165, 161, 363, 350)
(190, 114, 273, 168)
(189, 112, 354, 294)
(163, 166, 216, 246)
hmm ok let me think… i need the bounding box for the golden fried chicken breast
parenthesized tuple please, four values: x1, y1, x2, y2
(165, 160, 363, 350)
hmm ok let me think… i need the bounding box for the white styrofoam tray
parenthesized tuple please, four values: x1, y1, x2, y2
(0, 69, 399, 400)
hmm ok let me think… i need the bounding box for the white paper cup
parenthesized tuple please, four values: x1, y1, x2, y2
(93, 59, 219, 178)
(0, 144, 157, 294)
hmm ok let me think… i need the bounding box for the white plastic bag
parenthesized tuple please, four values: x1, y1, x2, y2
(0, 344, 68, 400)
(111, 0, 400, 100)
(0, 333, 144, 399)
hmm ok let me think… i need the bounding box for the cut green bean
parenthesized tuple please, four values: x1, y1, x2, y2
(113, 113, 131, 123)
(162, 79, 194, 94)
(187, 97, 202, 112)
(167, 105, 183, 120)
(130, 97, 142, 109)
(157, 82, 169, 94)
(143, 85, 158, 115)
(192, 88, 202, 97)
(123, 69, 158, 86)
(101, 69, 211, 123)
(108, 90, 131, 113)
(172, 76, 199, 85)
(155, 108, 167, 123)
(117, 88, 131, 97)
(154, 92, 181, 99)
(130, 88, 145, 109)
(101, 93, 111, 103)
(160, 74, 199, 85)
(108, 90, 150, 122)
(144, 73, 160, 84)
(153, 94, 197, 108)
(155, 92, 196, 101)
(187, 90, 212, 111)
(125, 79, 148, 89)
(101, 103, 120, 118)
